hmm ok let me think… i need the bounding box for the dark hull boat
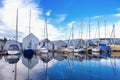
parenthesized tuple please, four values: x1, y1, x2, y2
(23, 47, 34, 56)
(23, 50, 33, 60)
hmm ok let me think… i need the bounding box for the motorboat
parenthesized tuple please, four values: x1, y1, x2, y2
(7, 44, 21, 55)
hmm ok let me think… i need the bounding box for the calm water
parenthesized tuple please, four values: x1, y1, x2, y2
(0, 52, 120, 80)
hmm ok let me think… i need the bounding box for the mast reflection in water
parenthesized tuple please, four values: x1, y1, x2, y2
(0, 52, 120, 80)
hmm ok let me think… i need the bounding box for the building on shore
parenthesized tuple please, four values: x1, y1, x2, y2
(22, 33, 39, 51)
(48, 40, 67, 50)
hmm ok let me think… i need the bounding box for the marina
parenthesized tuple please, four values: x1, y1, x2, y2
(0, 0, 120, 80)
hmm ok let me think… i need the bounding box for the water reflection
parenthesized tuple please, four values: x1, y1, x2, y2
(22, 54, 39, 80)
(0, 55, 2, 60)
(4, 55, 20, 64)
(0, 54, 21, 80)
(22, 54, 38, 69)
(0, 52, 120, 80)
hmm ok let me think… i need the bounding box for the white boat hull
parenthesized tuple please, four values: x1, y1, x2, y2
(7, 51, 21, 55)
(92, 52, 100, 56)
(61, 48, 73, 53)
(39, 48, 48, 53)
(92, 47, 100, 52)
(74, 48, 85, 53)
(92, 48, 100, 52)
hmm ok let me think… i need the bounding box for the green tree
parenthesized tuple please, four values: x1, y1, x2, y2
(4, 37, 7, 43)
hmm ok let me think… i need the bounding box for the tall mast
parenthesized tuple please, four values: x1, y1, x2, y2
(15, 8, 18, 80)
(98, 21, 100, 39)
(45, 13, 49, 50)
(29, 9, 31, 34)
(28, 9, 31, 47)
(104, 20, 106, 39)
(45, 15, 48, 39)
(113, 25, 115, 44)
(43, 21, 45, 39)
(65, 26, 67, 40)
(89, 17, 90, 40)
(80, 18, 83, 46)
(72, 24, 74, 46)
(81, 19, 83, 40)
(16, 8, 18, 41)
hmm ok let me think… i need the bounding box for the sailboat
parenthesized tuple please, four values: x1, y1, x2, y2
(92, 21, 100, 53)
(37, 14, 48, 54)
(61, 24, 75, 53)
(108, 25, 120, 52)
(77, 19, 85, 53)
(7, 8, 21, 55)
(99, 20, 111, 57)
(62, 23, 83, 53)
(85, 17, 92, 53)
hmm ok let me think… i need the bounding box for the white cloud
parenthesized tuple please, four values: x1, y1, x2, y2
(92, 16, 101, 19)
(116, 8, 120, 11)
(56, 14, 67, 23)
(48, 14, 67, 24)
(113, 13, 120, 17)
(46, 10, 51, 16)
(0, 0, 64, 42)
(67, 21, 75, 27)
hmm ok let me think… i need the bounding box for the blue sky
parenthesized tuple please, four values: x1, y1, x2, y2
(39, 0, 120, 25)
(0, 0, 120, 41)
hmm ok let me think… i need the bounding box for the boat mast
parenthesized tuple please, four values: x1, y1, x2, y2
(113, 25, 115, 44)
(43, 21, 45, 39)
(65, 26, 67, 40)
(45, 13, 48, 50)
(97, 21, 100, 47)
(98, 21, 100, 41)
(104, 20, 106, 39)
(29, 9, 31, 47)
(45, 15, 48, 40)
(89, 17, 90, 40)
(16, 8, 18, 41)
(72, 24, 74, 46)
(98, 21, 100, 39)
(80, 18, 83, 47)
(14, 9, 19, 80)
(29, 9, 31, 35)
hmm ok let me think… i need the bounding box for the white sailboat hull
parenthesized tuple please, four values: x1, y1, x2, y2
(74, 48, 85, 53)
(92, 47, 100, 52)
(61, 48, 73, 53)
(92, 52, 100, 56)
(38, 48, 48, 53)
(7, 51, 21, 55)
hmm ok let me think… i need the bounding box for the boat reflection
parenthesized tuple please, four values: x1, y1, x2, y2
(4, 54, 20, 64)
(99, 51, 111, 58)
(0, 52, 120, 80)
(22, 53, 39, 80)
(22, 54, 38, 69)
(0, 55, 2, 61)
(111, 52, 120, 58)
(3, 54, 20, 80)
